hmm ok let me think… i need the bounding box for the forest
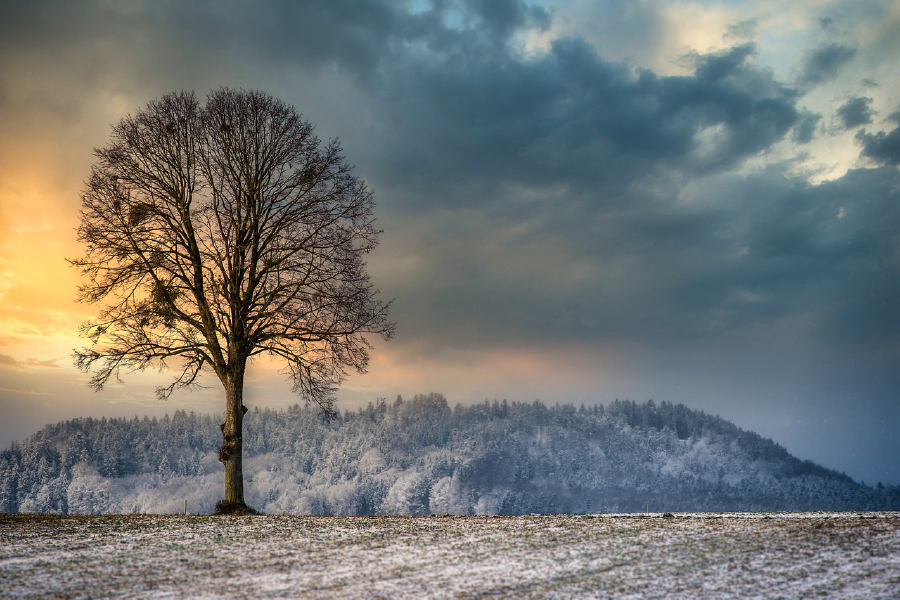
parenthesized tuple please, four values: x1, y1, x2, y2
(1, 394, 897, 515)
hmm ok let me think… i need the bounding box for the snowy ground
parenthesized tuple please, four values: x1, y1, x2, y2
(1, 512, 898, 598)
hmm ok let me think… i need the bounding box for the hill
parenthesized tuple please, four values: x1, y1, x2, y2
(1, 394, 897, 514)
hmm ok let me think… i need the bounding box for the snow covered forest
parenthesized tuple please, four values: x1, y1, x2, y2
(2, 394, 897, 515)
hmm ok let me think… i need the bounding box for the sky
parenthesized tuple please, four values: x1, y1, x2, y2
(0, 0, 898, 486)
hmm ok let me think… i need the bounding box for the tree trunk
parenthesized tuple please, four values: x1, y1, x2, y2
(219, 360, 247, 509)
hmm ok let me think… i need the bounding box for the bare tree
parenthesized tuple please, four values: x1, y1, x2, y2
(71, 89, 394, 513)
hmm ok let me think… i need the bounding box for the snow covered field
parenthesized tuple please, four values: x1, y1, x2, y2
(2, 512, 898, 598)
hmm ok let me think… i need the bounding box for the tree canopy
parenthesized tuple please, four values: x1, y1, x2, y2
(71, 88, 394, 510)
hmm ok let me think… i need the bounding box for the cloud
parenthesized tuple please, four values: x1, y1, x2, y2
(376, 155, 900, 356)
(725, 18, 758, 42)
(817, 17, 837, 33)
(0, 0, 415, 115)
(2, 0, 895, 356)
(462, 0, 550, 39)
(0, 354, 20, 369)
(792, 110, 821, 143)
(795, 42, 857, 90)
(0, 354, 61, 370)
(836, 96, 874, 129)
(369, 39, 801, 212)
(857, 119, 900, 166)
(0, 386, 52, 396)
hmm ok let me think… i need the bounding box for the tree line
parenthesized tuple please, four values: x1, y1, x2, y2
(1, 395, 896, 515)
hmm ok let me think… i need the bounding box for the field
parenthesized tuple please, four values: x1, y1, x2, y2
(2, 512, 898, 598)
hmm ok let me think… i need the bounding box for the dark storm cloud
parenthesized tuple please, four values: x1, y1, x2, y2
(744, 167, 899, 338)
(0, 0, 801, 184)
(2, 0, 895, 351)
(356, 7, 896, 350)
(371, 39, 801, 208)
(247, 2, 892, 352)
(385, 158, 900, 352)
(665, 165, 900, 343)
(461, 0, 550, 38)
(817, 17, 837, 32)
(725, 18, 758, 41)
(195, 0, 401, 75)
(857, 116, 900, 166)
(795, 42, 857, 89)
(792, 110, 821, 143)
(836, 96, 874, 129)
(0, 0, 410, 103)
